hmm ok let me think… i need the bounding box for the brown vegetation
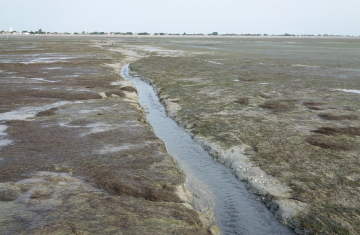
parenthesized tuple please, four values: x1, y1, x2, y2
(318, 113, 358, 120)
(306, 136, 355, 151)
(36, 108, 58, 117)
(303, 101, 324, 106)
(0, 38, 209, 234)
(234, 97, 249, 105)
(260, 101, 293, 111)
(303, 101, 324, 110)
(313, 127, 360, 136)
(121, 86, 138, 93)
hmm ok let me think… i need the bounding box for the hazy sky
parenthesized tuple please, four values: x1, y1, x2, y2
(1, 0, 359, 35)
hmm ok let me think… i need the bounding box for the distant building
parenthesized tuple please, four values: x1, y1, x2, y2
(10, 27, 12, 32)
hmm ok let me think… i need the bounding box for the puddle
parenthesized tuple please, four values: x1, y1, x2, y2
(0, 110, 37, 121)
(110, 81, 133, 86)
(335, 89, 360, 94)
(0, 101, 70, 121)
(30, 78, 59, 83)
(20, 56, 77, 64)
(121, 64, 293, 235)
(97, 143, 150, 154)
(0, 125, 8, 135)
(66, 88, 91, 92)
(292, 64, 320, 68)
(205, 60, 223, 65)
(128, 45, 184, 57)
(0, 125, 12, 151)
(81, 122, 113, 135)
(44, 67, 63, 70)
(78, 109, 100, 114)
(0, 53, 81, 64)
(0, 139, 12, 148)
(58, 121, 127, 137)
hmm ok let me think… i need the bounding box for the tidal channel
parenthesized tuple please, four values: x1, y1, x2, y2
(121, 64, 293, 235)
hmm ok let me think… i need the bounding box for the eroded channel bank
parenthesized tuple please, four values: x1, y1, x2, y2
(122, 64, 294, 235)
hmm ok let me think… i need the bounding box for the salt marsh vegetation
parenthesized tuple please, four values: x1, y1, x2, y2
(126, 37, 360, 234)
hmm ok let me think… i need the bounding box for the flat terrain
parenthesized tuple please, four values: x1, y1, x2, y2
(122, 37, 360, 234)
(0, 36, 212, 234)
(1, 35, 359, 234)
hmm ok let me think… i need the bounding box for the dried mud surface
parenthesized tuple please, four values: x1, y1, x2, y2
(124, 37, 360, 234)
(0, 36, 211, 234)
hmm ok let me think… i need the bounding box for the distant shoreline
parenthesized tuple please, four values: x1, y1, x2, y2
(1, 34, 360, 40)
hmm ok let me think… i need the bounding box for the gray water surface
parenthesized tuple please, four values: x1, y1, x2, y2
(121, 64, 293, 235)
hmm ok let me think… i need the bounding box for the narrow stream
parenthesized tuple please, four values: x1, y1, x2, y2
(121, 64, 293, 235)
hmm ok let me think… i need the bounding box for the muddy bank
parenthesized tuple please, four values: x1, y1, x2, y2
(0, 37, 211, 234)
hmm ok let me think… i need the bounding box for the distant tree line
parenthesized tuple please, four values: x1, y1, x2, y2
(114, 32, 133, 35)
(90, 31, 105, 35)
(0, 29, 357, 37)
(183, 32, 205, 36)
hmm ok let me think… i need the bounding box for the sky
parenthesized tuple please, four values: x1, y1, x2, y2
(1, 0, 359, 35)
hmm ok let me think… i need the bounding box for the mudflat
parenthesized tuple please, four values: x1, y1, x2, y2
(0, 36, 213, 234)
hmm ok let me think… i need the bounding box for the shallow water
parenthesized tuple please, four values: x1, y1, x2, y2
(335, 89, 360, 94)
(0, 125, 12, 152)
(121, 64, 293, 235)
(0, 101, 70, 121)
